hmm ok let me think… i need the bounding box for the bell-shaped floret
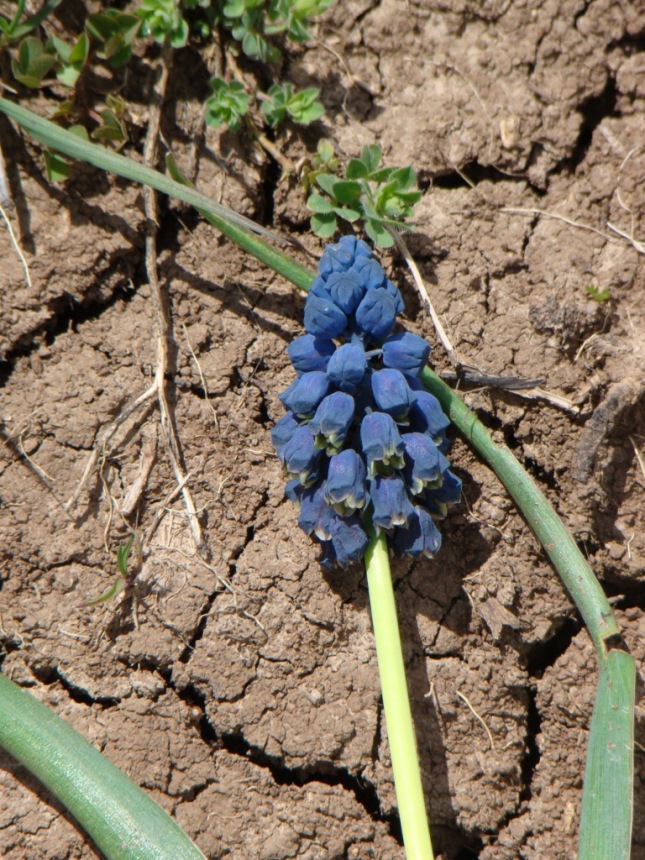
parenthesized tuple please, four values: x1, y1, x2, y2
(325, 449, 367, 515)
(326, 270, 366, 315)
(280, 371, 330, 417)
(382, 332, 430, 377)
(371, 369, 415, 421)
(326, 511, 370, 567)
(304, 293, 347, 338)
(319, 235, 372, 279)
(408, 390, 451, 440)
(288, 334, 336, 375)
(285, 477, 301, 506)
(401, 432, 442, 495)
(355, 288, 397, 341)
(369, 474, 416, 530)
(280, 425, 322, 485)
(393, 507, 442, 558)
(309, 391, 355, 451)
(431, 468, 462, 505)
(271, 412, 301, 456)
(297, 482, 332, 539)
(326, 343, 368, 392)
(360, 412, 405, 472)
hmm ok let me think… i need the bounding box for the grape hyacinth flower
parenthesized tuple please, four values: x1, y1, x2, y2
(273, 235, 461, 566)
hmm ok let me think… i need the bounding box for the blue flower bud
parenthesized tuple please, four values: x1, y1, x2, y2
(382, 332, 430, 377)
(280, 371, 330, 417)
(310, 275, 332, 297)
(393, 507, 442, 558)
(288, 334, 336, 375)
(353, 256, 387, 290)
(319, 235, 372, 279)
(326, 343, 368, 392)
(408, 390, 451, 440)
(325, 449, 367, 514)
(304, 293, 348, 339)
(326, 270, 366, 315)
(360, 412, 405, 472)
(280, 425, 322, 485)
(297, 482, 333, 539)
(371, 369, 415, 420)
(271, 412, 301, 456)
(401, 432, 441, 494)
(355, 288, 397, 341)
(369, 474, 416, 530)
(309, 391, 355, 451)
(325, 511, 370, 567)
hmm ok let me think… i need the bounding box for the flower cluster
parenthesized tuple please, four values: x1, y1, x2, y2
(272, 236, 461, 567)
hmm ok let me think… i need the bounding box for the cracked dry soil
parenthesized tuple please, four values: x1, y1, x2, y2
(1, 1, 644, 858)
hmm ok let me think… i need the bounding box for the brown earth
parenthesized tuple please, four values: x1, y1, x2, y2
(1, 1, 644, 858)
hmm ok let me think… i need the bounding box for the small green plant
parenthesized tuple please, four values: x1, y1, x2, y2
(85, 10, 142, 67)
(217, 0, 333, 63)
(204, 78, 251, 132)
(10, 36, 57, 88)
(307, 144, 423, 247)
(586, 284, 612, 303)
(136, 0, 189, 48)
(261, 82, 324, 127)
(50, 32, 90, 88)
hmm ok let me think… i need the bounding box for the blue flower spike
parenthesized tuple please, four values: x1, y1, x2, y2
(272, 235, 461, 566)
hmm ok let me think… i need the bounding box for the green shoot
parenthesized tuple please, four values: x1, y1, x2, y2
(261, 83, 324, 127)
(91, 95, 130, 145)
(81, 535, 135, 608)
(0, 0, 62, 46)
(204, 78, 251, 132)
(136, 0, 189, 48)
(586, 284, 612, 303)
(11, 36, 57, 88)
(85, 11, 142, 68)
(301, 138, 340, 193)
(49, 32, 90, 88)
(307, 144, 423, 247)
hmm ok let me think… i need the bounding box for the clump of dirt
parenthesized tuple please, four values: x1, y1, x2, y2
(0, 2, 644, 859)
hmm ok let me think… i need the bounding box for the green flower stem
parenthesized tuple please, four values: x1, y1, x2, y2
(0, 673, 206, 860)
(365, 531, 435, 860)
(419, 367, 618, 654)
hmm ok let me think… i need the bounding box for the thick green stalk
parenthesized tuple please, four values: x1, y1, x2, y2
(419, 367, 618, 654)
(0, 673, 206, 860)
(365, 532, 434, 860)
